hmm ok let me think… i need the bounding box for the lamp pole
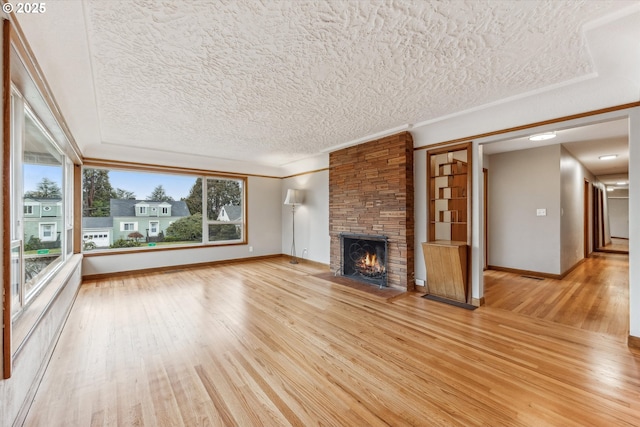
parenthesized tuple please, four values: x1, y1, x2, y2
(290, 203, 298, 264)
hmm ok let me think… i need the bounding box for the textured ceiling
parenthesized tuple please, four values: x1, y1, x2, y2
(14, 0, 640, 169)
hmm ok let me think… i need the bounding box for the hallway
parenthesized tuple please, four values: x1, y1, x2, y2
(484, 252, 629, 339)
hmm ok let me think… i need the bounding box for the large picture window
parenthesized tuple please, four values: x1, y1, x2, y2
(82, 167, 246, 252)
(10, 91, 73, 315)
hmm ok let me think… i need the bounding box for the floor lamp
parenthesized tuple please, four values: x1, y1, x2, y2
(284, 189, 304, 264)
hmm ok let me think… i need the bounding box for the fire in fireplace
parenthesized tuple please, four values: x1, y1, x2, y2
(340, 233, 388, 287)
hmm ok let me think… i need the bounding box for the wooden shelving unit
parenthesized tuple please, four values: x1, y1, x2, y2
(424, 142, 472, 305)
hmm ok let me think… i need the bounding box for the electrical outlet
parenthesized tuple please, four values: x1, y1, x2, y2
(249, 246, 253, 252)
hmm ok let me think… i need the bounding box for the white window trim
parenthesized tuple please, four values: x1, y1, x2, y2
(121, 222, 138, 232)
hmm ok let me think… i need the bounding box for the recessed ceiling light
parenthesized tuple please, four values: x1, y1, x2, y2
(607, 187, 614, 192)
(599, 154, 618, 160)
(616, 181, 627, 185)
(529, 132, 557, 141)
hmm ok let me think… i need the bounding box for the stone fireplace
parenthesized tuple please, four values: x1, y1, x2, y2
(329, 131, 414, 290)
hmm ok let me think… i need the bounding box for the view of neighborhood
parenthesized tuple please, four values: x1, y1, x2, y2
(24, 168, 244, 256)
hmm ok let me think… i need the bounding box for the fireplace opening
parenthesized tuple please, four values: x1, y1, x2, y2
(340, 233, 388, 288)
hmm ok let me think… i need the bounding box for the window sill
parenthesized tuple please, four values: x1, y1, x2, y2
(81, 240, 248, 257)
(12, 254, 83, 358)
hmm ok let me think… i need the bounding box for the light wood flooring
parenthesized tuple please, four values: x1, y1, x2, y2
(24, 256, 640, 426)
(599, 237, 630, 254)
(484, 252, 629, 337)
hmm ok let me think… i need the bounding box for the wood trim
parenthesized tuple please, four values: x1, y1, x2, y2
(628, 335, 640, 350)
(281, 168, 329, 179)
(599, 188, 605, 247)
(424, 141, 472, 157)
(595, 248, 629, 255)
(2, 18, 12, 379)
(413, 101, 640, 152)
(82, 240, 250, 258)
(488, 258, 587, 281)
(291, 256, 330, 270)
(83, 157, 268, 180)
(483, 168, 488, 270)
(81, 254, 284, 281)
(561, 258, 586, 278)
(593, 186, 600, 249)
(73, 163, 82, 254)
(488, 265, 561, 280)
(471, 297, 485, 307)
(584, 179, 590, 259)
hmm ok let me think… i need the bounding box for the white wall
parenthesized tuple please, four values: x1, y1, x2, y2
(0, 257, 82, 427)
(488, 145, 562, 275)
(82, 176, 283, 276)
(608, 198, 629, 238)
(560, 146, 595, 273)
(281, 170, 330, 265)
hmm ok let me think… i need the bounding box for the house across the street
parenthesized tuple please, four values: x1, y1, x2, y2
(82, 199, 191, 248)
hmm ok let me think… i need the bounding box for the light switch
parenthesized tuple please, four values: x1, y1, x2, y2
(536, 208, 547, 217)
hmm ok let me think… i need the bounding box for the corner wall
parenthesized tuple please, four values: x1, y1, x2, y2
(281, 169, 330, 266)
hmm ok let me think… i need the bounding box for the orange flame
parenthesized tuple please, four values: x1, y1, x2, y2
(365, 253, 377, 267)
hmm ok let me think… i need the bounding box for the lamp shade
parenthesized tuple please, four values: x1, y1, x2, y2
(284, 189, 304, 205)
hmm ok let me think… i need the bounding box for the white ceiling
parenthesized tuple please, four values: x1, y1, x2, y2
(12, 0, 640, 174)
(482, 118, 629, 179)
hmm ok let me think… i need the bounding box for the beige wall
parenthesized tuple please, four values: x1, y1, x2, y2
(609, 198, 629, 239)
(281, 170, 330, 266)
(488, 145, 562, 275)
(560, 146, 596, 273)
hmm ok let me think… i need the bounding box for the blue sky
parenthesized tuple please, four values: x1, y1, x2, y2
(24, 165, 197, 200)
(24, 165, 61, 193)
(109, 170, 197, 200)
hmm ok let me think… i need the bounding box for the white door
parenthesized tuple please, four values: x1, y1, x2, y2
(149, 221, 159, 237)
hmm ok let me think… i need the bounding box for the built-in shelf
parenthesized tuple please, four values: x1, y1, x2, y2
(425, 142, 472, 305)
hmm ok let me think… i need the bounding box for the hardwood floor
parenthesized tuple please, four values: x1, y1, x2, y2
(599, 237, 630, 254)
(24, 257, 640, 426)
(484, 252, 629, 337)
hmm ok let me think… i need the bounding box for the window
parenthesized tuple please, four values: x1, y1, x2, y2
(122, 222, 137, 231)
(82, 167, 246, 251)
(10, 91, 73, 314)
(206, 178, 244, 242)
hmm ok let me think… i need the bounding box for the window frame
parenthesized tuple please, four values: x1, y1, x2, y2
(80, 163, 248, 255)
(7, 87, 76, 325)
(121, 222, 137, 232)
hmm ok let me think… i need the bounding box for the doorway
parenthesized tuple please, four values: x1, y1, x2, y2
(481, 117, 630, 337)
